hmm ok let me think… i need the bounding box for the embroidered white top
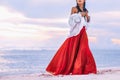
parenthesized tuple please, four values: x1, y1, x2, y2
(68, 12, 88, 37)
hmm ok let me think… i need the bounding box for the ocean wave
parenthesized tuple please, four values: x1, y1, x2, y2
(0, 57, 16, 64)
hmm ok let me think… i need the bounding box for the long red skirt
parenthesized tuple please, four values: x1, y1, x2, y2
(46, 26, 97, 75)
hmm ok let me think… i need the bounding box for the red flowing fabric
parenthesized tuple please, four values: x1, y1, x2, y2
(46, 26, 97, 75)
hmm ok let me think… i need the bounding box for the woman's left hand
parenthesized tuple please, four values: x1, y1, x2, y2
(86, 16, 90, 22)
(82, 12, 90, 23)
(81, 12, 87, 17)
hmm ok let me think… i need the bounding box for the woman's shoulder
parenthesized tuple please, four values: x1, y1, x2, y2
(71, 6, 78, 14)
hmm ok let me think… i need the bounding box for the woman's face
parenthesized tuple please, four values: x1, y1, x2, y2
(76, 0, 85, 5)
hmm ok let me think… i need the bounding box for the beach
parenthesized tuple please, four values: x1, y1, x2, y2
(0, 67, 120, 80)
(0, 50, 120, 80)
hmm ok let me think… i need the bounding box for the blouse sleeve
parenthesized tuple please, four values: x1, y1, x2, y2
(68, 13, 82, 27)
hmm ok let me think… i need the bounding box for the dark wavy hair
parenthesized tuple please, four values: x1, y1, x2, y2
(76, 1, 88, 12)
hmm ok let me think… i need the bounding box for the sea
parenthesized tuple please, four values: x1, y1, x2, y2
(0, 49, 120, 76)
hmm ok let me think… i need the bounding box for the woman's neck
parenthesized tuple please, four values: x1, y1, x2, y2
(78, 4, 84, 11)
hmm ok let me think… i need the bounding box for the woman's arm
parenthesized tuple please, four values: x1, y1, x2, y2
(71, 7, 78, 14)
(86, 12, 90, 22)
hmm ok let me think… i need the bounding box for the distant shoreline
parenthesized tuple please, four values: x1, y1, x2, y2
(0, 49, 120, 51)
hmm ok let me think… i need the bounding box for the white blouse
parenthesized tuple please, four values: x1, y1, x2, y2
(68, 12, 88, 37)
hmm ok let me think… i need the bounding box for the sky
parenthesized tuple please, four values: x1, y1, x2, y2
(0, 0, 120, 50)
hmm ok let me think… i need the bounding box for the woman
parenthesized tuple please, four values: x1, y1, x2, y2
(46, 0, 97, 75)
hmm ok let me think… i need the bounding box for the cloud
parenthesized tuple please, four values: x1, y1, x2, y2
(0, 5, 68, 26)
(0, 6, 26, 23)
(88, 36, 97, 43)
(0, 22, 68, 50)
(0, 4, 120, 50)
(87, 11, 120, 40)
(28, 0, 71, 6)
(111, 38, 120, 45)
(27, 18, 67, 24)
(91, 11, 120, 26)
(0, 5, 69, 50)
